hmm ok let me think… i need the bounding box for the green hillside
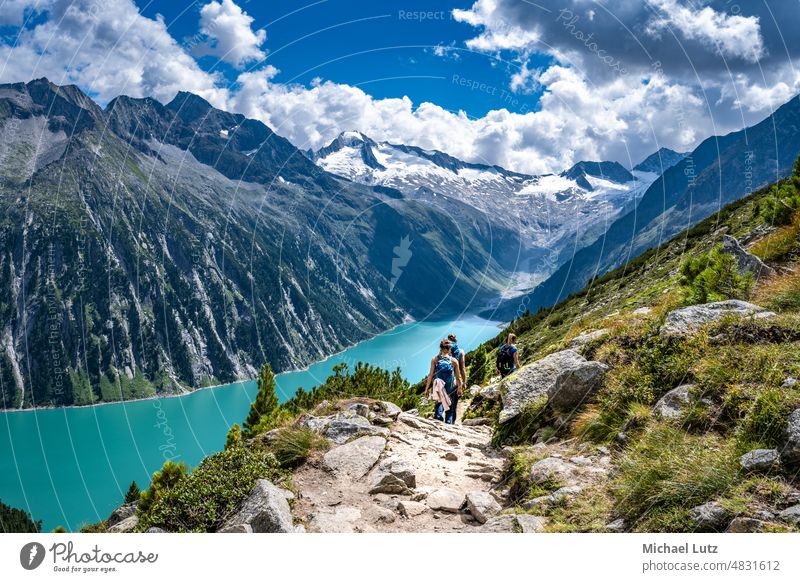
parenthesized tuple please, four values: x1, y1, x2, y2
(84, 162, 800, 535)
(459, 161, 800, 532)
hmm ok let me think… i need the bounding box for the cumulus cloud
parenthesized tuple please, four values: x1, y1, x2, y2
(0, 0, 47, 26)
(645, 0, 765, 62)
(451, 0, 800, 138)
(195, 0, 266, 68)
(0, 0, 796, 177)
(0, 0, 226, 106)
(228, 64, 707, 175)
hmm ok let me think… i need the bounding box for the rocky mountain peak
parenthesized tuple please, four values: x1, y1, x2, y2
(632, 147, 688, 174)
(561, 160, 635, 191)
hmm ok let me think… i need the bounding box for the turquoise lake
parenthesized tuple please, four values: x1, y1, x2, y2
(0, 315, 501, 531)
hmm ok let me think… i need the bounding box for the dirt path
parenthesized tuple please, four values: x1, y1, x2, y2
(292, 410, 508, 533)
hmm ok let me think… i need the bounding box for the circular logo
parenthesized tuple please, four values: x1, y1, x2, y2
(19, 542, 46, 570)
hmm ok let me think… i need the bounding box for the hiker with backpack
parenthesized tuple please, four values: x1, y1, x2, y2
(496, 333, 520, 378)
(424, 339, 462, 424)
(448, 334, 467, 391)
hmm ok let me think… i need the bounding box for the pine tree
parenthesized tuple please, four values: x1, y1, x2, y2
(225, 423, 243, 449)
(124, 481, 140, 504)
(243, 363, 279, 436)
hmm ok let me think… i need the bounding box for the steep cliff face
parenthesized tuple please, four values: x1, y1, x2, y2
(0, 79, 509, 408)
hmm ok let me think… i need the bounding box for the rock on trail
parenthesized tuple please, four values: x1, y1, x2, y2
(291, 402, 509, 533)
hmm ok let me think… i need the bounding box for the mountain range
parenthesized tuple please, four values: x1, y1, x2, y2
(314, 131, 666, 293)
(488, 95, 800, 319)
(0, 79, 512, 408)
(1, 77, 797, 409)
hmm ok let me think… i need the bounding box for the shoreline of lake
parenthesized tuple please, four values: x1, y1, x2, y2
(0, 315, 505, 415)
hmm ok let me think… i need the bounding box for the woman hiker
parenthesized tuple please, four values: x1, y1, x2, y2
(424, 339, 462, 424)
(496, 333, 520, 378)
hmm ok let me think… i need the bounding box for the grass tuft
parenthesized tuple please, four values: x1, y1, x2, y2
(272, 427, 329, 468)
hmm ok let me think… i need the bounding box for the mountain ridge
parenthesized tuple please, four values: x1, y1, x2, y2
(487, 95, 800, 319)
(0, 78, 509, 409)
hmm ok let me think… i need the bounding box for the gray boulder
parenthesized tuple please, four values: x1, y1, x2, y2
(528, 457, 578, 486)
(689, 501, 730, 531)
(606, 518, 626, 532)
(348, 403, 370, 418)
(726, 517, 765, 533)
(478, 383, 501, 401)
(480, 514, 546, 533)
(500, 350, 607, 422)
(380, 401, 403, 420)
(781, 409, 800, 465)
(220, 479, 295, 533)
(107, 514, 139, 533)
(722, 235, 775, 278)
(369, 457, 416, 494)
(739, 449, 780, 473)
(516, 514, 547, 533)
(653, 385, 693, 419)
(480, 515, 521, 532)
(144, 527, 166, 533)
(464, 491, 501, 524)
(107, 502, 137, 527)
(426, 488, 465, 513)
(397, 500, 429, 517)
(324, 412, 389, 444)
(661, 300, 775, 337)
(323, 435, 386, 479)
(778, 504, 800, 525)
(567, 329, 609, 352)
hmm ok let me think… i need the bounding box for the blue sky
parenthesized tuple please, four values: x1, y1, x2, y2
(0, 1, 798, 174)
(134, 0, 548, 118)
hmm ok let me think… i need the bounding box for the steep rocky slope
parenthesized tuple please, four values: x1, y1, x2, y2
(0, 79, 509, 408)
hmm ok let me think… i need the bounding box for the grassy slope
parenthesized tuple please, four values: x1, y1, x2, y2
(464, 177, 800, 532)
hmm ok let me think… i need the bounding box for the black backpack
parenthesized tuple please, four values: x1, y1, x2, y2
(496, 344, 514, 375)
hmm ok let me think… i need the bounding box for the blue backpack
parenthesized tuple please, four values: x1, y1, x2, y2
(434, 355, 454, 383)
(450, 343, 462, 363)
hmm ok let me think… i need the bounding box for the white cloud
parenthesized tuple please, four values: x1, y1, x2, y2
(646, 0, 765, 63)
(0, 0, 49, 26)
(0, 0, 226, 106)
(195, 0, 266, 68)
(0, 0, 794, 179)
(720, 68, 800, 113)
(228, 64, 707, 175)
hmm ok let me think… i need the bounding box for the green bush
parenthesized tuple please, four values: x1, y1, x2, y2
(225, 423, 243, 449)
(137, 461, 187, 515)
(272, 427, 329, 468)
(244, 362, 418, 438)
(759, 184, 800, 226)
(680, 244, 753, 304)
(466, 344, 489, 388)
(611, 424, 739, 531)
(137, 447, 285, 532)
